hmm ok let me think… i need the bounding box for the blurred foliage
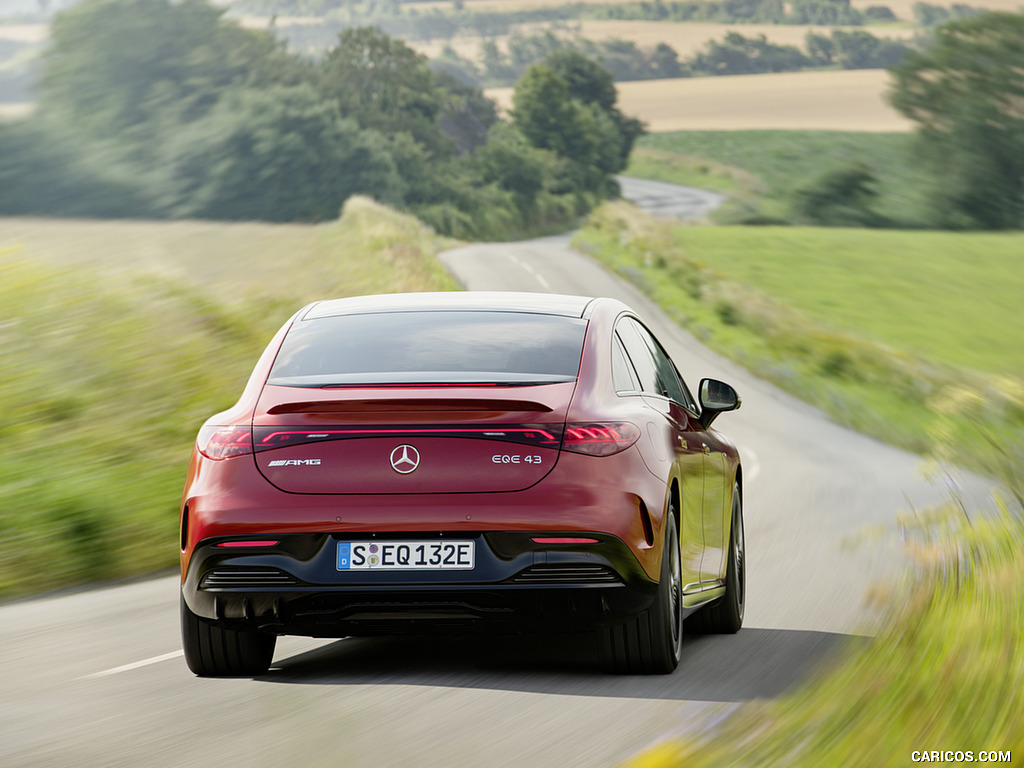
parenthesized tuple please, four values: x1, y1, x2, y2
(39, 0, 307, 147)
(154, 85, 404, 221)
(889, 12, 1024, 230)
(0, 197, 459, 598)
(3, 0, 640, 239)
(624, 496, 1023, 767)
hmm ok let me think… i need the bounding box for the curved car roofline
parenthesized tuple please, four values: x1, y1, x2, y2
(302, 291, 597, 320)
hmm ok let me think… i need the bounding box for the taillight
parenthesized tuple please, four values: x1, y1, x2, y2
(561, 422, 641, 457)
(197, 425, 253, 460)
(251, 425, 561, 452)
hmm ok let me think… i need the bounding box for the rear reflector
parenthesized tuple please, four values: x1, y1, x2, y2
(197, 425, 253, 460)
(561, 422, 641, 456)
(531, 537, 600, 544)
(215, 540, 279, 548)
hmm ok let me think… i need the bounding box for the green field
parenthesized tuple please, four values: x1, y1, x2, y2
(628, 131, 933, 226)
(0, 198, 458, 597)
(649, 226, 1024, 376)
(575, 202, 1024, 458)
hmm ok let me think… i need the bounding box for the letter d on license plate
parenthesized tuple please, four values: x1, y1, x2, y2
(337, 540, 475, 570)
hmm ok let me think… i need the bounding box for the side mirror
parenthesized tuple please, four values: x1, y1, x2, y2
(699, 378, 741, 429)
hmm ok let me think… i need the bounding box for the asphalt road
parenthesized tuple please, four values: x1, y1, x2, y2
(0, 181, 995, 768)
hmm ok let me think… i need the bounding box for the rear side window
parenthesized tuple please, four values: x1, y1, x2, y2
(616, 317, 696, 410)
(611, 333, 641, 393)
(268, 311, 588, 386)
(616, 318, 663, 395)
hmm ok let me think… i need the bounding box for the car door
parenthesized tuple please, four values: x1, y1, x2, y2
(696, 426, 730, 584)
(614, 317, 710, 593)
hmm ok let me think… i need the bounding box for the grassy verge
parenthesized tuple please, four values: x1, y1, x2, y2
(626, 131, 932, 226)
(573, 202, 1024, 462)
(0, 197, 459, 598)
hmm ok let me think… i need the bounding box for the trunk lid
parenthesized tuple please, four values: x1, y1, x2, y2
(251, 384, 574, 494)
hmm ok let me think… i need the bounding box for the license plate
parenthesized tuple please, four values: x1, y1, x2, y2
(337, 541, 475, 571)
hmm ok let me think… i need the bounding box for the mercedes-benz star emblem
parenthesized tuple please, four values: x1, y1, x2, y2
(390, 444, 421, 474)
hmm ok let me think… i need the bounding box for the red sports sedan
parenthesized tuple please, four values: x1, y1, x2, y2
(179, 292, 744, 676)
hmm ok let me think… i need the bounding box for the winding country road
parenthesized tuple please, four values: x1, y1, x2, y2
(0, 181, 994, 768)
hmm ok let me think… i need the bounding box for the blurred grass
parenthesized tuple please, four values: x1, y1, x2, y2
(623, 499, 1024, 768)
(0, 197, 459, 598)
(574, 202, 1024, 458)
(627, 131, 932, 226)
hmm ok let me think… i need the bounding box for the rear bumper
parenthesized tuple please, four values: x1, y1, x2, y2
(182, 532, 658, 636)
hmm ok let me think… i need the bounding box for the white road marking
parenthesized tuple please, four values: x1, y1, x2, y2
(740, 444, 761, 484)
(509, 254, 552, 291)
(80, 650, 184, 680)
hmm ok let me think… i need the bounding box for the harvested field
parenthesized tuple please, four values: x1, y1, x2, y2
(0, 103, 33, 122)
(486, 69, 915, 132)
(0, 24, 48, 43)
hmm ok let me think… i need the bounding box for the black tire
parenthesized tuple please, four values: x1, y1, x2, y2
(180, 594, 276, 677)
(688, 483, 745, 634)
(601, 511, 683, 675)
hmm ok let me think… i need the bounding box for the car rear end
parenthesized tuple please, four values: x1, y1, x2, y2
(180, 293, 665, 639)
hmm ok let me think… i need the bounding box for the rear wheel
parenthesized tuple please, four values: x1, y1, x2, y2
(688, 483, 745, 634)
(180, 594, 276, 677)
(601, 511, 683, 674)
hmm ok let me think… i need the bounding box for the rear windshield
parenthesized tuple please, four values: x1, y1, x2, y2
(268, 311, 588, 387)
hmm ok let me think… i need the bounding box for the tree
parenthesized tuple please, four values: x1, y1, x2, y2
(433, 70, 499, 154)
(544, 49, 617, 112)
(650, 43, 684, 78)
(319, 26, 452, 157)
(888, 12, 1024, 228)
(475, 122, 560, 219)
(805, 32, 836, 66)
(791, 163, 888, 227)
(691, 32, 809, 76)
(511, 65, 577, 157)
(787, 0, 863, 24)
(543, 50, 645, 172)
